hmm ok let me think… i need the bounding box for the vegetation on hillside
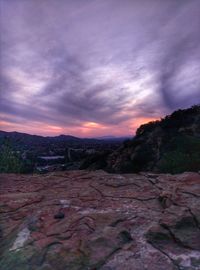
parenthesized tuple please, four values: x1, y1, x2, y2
(107, 105, 200, 174)
(0, 138, 35, 173)
(0, 139, 23, 173)
(157, 135, 200, 174)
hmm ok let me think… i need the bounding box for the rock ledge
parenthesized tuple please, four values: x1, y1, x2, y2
(0, 171, 200, 270)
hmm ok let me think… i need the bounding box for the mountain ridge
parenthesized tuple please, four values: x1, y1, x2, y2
(0, 130, 128, 143)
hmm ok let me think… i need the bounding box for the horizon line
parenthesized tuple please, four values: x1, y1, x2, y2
(0, 129, 133, 139)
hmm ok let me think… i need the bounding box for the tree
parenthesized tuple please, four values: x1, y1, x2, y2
(0, 138, 23, 173)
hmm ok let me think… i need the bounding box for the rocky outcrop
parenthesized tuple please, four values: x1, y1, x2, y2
(107, 105, 200, 173)
(0, 171, 200, 269)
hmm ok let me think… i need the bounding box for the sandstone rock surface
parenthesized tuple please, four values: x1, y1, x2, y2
(0, 171, 200, 270)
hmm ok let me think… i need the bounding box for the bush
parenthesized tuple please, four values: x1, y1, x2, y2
(157, 135, 200, 174)
(0, 141, 23, 173)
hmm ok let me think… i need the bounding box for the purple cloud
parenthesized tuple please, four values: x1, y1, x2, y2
(0, 0, 200, 136)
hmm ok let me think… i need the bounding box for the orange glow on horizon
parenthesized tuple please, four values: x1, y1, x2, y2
(0, 115, 160, 138)
(129, 116, 158, 130)
(82, 122, 102, 128)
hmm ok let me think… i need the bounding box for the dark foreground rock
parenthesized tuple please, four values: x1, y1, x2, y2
(0, 171, 200, 270)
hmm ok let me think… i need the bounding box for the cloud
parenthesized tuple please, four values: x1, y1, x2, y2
(0, 0, 200, 136)
(155, 1, 200, 109)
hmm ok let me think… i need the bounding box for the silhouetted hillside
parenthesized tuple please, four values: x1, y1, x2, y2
(106, 105, 200, 173)
(0, 131, 98, 149)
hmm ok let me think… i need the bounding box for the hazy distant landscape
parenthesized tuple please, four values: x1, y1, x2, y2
(1, 105, 200, 175)
(0, 130, 126, 173)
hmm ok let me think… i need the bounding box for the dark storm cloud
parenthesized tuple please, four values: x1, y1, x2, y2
(156, 1, 200, 110)
(0, 0, 200, 135)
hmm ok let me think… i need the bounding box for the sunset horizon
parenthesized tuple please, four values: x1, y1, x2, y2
(1, 0, 200, 137)
(0, 115, 160, 137)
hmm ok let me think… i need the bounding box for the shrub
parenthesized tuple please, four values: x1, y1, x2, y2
(157, 135, 200, 174)
(0, 141, 23, 173)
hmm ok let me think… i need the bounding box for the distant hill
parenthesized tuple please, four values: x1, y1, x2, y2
(0, 130, 126, 151)
(95, 136, 132, 141)
(106, 105, 200, 174)
(0, 131, 80, 150)
(0, 131, 85, 143)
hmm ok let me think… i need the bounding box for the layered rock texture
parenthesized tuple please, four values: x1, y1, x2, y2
(106, 105, 200, 173)
(0, 171, 200, 270)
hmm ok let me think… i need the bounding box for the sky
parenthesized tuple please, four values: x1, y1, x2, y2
(0, 0, 200, 137)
